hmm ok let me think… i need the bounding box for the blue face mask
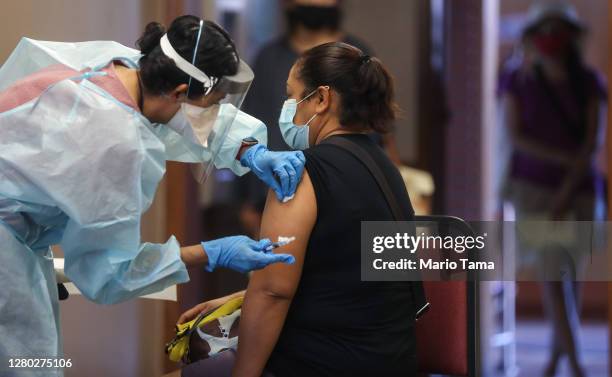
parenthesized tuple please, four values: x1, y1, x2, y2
(278, 89, 318, 150)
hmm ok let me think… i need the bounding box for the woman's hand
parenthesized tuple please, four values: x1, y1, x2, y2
(240, 144, 306, 201)
(181, 237, 295, 273)
(202, 236, 295, 273)
(177, 291, 244, 325)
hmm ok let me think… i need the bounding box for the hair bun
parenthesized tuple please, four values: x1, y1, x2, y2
(298, 42, 397, 134)
(137, 22, 166, 56)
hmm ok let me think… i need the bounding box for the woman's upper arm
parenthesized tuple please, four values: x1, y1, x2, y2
(248, 170, 317, 299)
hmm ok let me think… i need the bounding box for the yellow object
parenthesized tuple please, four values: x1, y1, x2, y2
(165, 296, 244, 362)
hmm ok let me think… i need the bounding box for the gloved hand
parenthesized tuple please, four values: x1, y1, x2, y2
(240, 144, 306, 201)
(202, 236, 295, 273)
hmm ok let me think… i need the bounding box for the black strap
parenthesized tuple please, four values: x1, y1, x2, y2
(323, 137, 406, 221)
(322, 136, 429, 319)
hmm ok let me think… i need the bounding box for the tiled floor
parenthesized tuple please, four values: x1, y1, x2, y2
(515, 320, 608, 377)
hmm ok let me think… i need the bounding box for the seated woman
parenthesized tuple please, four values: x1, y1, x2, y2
(179, 42, 420, 377)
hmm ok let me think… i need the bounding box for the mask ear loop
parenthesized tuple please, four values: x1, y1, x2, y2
(297, 85, 331, 105)
(304, 86, 331, 126)
(187, 19, 205, 98)
(296, 88, 318, 105)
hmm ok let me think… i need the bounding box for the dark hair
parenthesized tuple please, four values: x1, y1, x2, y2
(524, 23, 590, 141)
(296, 42, 397, 133)
(532, 45, 590, 141)
(136, 15, 239, 99)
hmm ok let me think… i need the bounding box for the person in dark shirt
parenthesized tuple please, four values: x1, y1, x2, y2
(235, 0, 402, 205)
(232, 42, 417, 377)
(177, 41, 417, 377)
(243, 0, 372, 151)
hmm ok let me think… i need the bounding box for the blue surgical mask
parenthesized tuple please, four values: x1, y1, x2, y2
(278, 89, 318, 150)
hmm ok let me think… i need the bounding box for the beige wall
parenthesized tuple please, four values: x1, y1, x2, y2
(2, 0, 140, 61)
(342, 0, 421, 163)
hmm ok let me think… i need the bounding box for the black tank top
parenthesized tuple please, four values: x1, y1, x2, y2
(266, 134, 417, 377)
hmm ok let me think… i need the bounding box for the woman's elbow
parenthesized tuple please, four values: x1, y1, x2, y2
(250, 280, 296, 301)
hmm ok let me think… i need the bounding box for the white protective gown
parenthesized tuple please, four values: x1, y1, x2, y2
(0, 38, 266, 377)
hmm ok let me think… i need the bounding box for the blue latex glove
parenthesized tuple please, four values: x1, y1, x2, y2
(202, 236, 295, 273)
(240, 144, 306, 201)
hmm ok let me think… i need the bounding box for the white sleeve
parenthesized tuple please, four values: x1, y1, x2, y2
(13, 80, 189, 304)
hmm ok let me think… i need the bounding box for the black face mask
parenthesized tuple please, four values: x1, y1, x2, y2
(287, 5, 342, 31)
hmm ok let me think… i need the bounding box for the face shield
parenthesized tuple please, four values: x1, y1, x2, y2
(159, 20, 259, 183)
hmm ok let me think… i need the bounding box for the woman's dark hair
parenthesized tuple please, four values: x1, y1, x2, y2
(296, 42, 397, 133)
(524, 22, 590, 141)
(137, 15, 239, 99)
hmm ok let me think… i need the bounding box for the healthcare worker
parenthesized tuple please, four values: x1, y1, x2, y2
(0, 15, 304, 376)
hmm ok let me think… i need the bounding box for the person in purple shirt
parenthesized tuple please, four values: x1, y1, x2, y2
(499, 3, 606, 377)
